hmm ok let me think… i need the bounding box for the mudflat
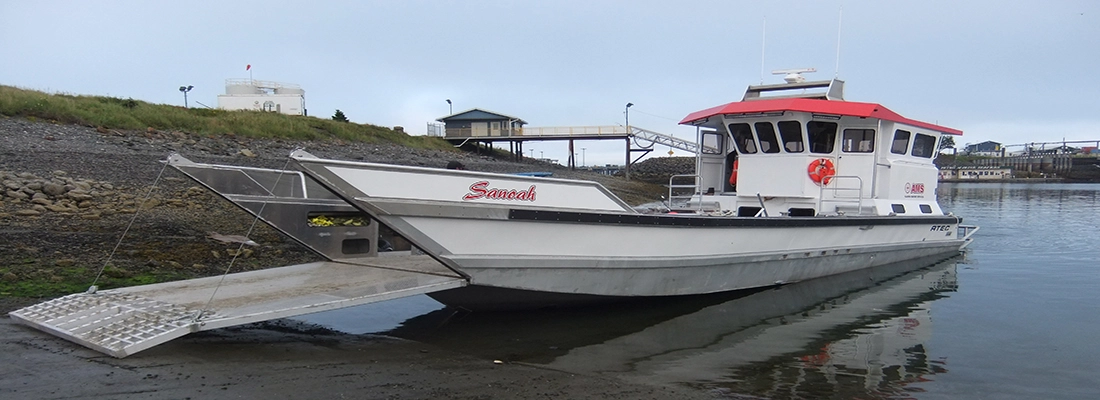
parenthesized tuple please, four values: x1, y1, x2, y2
(1, 307, 711, 399)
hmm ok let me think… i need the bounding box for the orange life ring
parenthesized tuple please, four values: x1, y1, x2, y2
(728, 159, 739, 186)
(807, 158, 836, 185)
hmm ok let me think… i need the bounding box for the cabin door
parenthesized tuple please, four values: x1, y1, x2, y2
(835, 127, 876, 199)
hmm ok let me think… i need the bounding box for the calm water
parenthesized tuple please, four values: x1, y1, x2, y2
(295, 183, 1100, 399)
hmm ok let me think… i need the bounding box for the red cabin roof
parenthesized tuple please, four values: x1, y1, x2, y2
(679, 98, 962, 136)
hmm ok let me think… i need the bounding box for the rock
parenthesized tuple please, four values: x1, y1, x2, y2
(15, 209, 41, 216)
(43, 183, 66, 196)
(6, 190, 27, 199)
(239, 149, 256, 157)
(46, 205, 70, 212)
(167, 261, 182, 268)
(141, 198, 160, 209)
(77, 200, 94, 208)
(26, 182, 43, 191)
(67, 190, 94, 201)
(79, 212, 101, 220)
(31, 197, 52, 206)
(1, 272, 17, 283)
(52, 170, 67, 176)
(55, 259, 76, 267)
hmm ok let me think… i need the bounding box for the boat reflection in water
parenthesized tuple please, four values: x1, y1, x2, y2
(385, 255, 959, 398)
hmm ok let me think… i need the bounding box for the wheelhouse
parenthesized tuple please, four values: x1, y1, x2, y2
(679, 78, 962, 217)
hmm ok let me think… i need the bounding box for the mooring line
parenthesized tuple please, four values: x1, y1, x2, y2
(194, 156, 294, 322)
(88, 159, 170, 293)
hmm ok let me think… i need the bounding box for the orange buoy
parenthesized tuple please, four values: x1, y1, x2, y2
(807, 158, 836, 186)
(728, 159, 739, 186)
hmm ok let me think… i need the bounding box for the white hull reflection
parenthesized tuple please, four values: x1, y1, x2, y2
(386, 255, 959, 397)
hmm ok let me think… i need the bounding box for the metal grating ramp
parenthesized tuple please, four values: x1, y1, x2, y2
(10, 257, 466, 358)
(9, 292, 206, 358)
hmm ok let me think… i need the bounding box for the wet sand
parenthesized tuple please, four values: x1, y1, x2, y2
(1, 306, 716, 400)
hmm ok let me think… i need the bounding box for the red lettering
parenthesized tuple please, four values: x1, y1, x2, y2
(463, 181, 536, 202)
(463, 181, 489, 200)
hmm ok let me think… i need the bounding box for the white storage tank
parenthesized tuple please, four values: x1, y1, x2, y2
(274, 87, 304, 95)
(226, 84, 263, 95)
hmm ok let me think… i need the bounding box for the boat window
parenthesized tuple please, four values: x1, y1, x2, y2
(754, 122, 781, 153)
(891, 204, 906, 214)
(778, 121, 804, 153)
(842, 129, 875, 153)
(728, 123, 757, 154)
(891, 130, 911, 154)
(807, 121, 837, 154)
(911, 133, 937, 158)
(701, 131, 723, 154)
(919, 204, 933, 214)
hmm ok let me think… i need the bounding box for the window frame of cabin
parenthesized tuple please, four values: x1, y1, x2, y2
(778, 121, 804, 153)
(754, 122, 781, 154)
(841, 128, 876, 153)
(728, 123, 757, 154)
(911, 133, 937, 158)
(891, 130, 912, 155)
(701, 131, 723, 155)
(807, 121, 838, 154)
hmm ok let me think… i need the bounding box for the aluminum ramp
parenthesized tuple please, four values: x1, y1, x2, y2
(9, 255, 465, 358)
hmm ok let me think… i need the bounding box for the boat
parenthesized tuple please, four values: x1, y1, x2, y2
(9, 74, 978, 357)
(283, 75, 977, 309)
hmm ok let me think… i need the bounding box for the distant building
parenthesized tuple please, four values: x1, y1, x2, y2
(217, 79, 306, 116)
(939, 166, 1012, 181)
(437, 109, 527, 137)
(964, 141, 1002, 156)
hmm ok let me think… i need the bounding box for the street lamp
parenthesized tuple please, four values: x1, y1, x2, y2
(446, 99, 452, 115)
(625, 102, 634, 130)
(179, 85, 194, 108)
(582, 147, 586, 167)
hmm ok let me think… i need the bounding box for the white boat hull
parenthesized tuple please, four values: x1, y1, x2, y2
(291, 151, 968, 306)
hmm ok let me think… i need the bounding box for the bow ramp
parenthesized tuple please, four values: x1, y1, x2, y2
(10, 256, 465, 358)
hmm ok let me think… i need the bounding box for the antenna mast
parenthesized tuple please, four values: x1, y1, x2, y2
(760, 16, 766, 85)
(835, 7, 843, 78)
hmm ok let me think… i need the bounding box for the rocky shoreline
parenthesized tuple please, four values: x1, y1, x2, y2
(0, 116, 671, 298)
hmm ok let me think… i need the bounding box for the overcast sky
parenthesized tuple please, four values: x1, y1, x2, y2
(3, 1, 1097, 165)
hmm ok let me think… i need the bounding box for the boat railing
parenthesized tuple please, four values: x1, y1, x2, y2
(667, 174, 701, 211)
(958, 224, 980, 249)
(818, 175, 864, 215)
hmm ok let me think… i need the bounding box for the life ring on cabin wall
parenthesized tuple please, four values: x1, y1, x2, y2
(728, 160, 739, 186)
(807, 158, 836, 186)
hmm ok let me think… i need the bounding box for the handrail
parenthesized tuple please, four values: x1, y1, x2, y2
(817, 175, 864, 215)
(667, 174, 699, 211)
(958, 224, 980, 249)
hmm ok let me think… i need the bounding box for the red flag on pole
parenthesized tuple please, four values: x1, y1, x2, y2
(246, 64, 251, 71)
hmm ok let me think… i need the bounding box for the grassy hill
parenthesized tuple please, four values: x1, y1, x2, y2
(0, 85, 454, 150)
